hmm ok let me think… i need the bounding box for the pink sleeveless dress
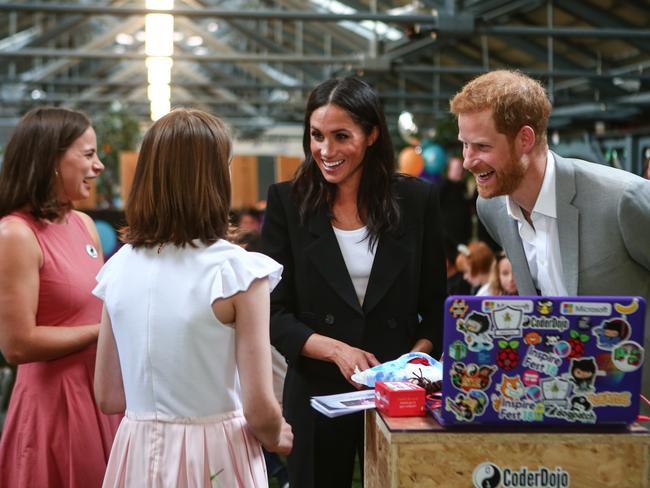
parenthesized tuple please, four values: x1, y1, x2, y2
(0, 211, 122, 488)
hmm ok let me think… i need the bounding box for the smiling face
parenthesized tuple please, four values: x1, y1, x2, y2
(458, 109, 527, 199)
(498, 257, 517, 294)
(309, 103, 377, 191)
(55, 126, 104, 203)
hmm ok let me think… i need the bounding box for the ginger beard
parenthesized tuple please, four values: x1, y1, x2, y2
(475, 144, 527, 199)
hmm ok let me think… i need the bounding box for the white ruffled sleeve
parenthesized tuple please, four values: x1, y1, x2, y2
(210, 250, 283, 303)
(92, 245, 128, 301)
(92, 257, 114, 301)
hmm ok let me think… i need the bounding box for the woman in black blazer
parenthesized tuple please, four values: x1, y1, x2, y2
(261, 77, 447, 488)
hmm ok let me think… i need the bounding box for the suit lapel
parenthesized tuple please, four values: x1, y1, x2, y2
(304, 210, 364, 315)
(499, 203, 538, 295)
(363, 229, 409, 314)
(554, 154, 579, 295)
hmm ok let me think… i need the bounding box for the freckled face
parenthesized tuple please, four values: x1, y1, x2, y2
(56, 127, 104, 203)
(309, 104, 377, 191)
(458, 109, 527, 198)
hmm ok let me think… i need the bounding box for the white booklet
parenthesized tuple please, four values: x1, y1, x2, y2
(310, 389, 376, 418)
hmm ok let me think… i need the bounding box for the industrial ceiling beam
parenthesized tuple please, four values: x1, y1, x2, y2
(0, 3, 436, 23)
(397, 65, 650, 81)
(0, 48, 361, 64)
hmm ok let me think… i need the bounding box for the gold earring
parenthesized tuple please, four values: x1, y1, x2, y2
(55, 169, 60, 177)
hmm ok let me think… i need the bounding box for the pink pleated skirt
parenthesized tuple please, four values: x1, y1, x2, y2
(103, 410, 268, 488)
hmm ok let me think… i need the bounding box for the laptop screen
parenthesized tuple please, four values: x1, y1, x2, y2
(437, 295, 646, 427)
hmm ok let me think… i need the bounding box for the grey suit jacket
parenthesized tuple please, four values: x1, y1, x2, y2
(477, 151, 650, 413)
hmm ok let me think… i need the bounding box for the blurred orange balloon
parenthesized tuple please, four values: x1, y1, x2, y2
(398, 146, 424, 176)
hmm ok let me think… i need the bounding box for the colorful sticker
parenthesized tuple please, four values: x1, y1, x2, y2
(577, 316, 592, 330)
(540, 377, 572, 407)
(449, 299, 468, 318)
(612, 341, 644, 372)
(560, 301, 612, 316)
(476, 350, 493, 365)
(524, 331, 542, 346)
(482, 299, 534, 313)
(542, 333, 562, 351)
(491, 306, 524, 338)
(491, 374, 543, 421)
(552, 340, 571, 358)
(567, 329, 590, 358)
(456, 311, 494, 352)
(496, 339, 520, 371)
(592, 317, 630, 350)
(445, 390, 488, 422)
(545, 395, 597, 423)
(613, 298, 640, 316)
(522, 345, 563, 376)
(587, 391, 632, 408)
(450, 362, 497, 392)
(537, 300, 553, 315)
(522, 369, 540, 386)
(568, 357, 598, 393)
(523, 315, 570, 332)
(525, 385, 542, 403)
(448, 340, 468, 360)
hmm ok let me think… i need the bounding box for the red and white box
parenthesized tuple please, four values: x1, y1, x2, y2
(374, 381, 426, 417)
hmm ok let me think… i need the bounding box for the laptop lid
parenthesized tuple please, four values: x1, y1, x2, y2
(437, 295, 646, 427)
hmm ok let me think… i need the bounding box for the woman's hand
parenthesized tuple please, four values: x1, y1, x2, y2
(330, 342, 380, 388)
(263, 418, 293, 456)
(302, 334, 380, 388)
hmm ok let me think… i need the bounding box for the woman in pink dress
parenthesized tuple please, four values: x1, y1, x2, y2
(0, 107, 122, 487)
(93, 108, 292, 487)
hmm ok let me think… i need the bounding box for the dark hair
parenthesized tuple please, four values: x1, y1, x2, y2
(233, 205, 262, 225)
(292, 77, 399, 245)
(122, 108, 231, 248)
(0, 106, 91, 220)
(232, 229, 262, 252)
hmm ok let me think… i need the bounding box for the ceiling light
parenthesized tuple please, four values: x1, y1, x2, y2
(115, 33, 134, 46)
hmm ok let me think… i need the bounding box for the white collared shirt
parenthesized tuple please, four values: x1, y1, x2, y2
(506, 151, 567, 296)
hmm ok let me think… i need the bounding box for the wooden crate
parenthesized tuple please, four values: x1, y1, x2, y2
(365, 410, 650, 488)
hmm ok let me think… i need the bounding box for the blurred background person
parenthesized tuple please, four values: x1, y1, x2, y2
(0, 107, 121, 487)
(233, 205, 264, 232)
(444, 237, 471, 296)
(455, 241, 496, 296)
(488, 251, 518, 295)
(437, 155, 473, 250)
(93, 109, 292, 487)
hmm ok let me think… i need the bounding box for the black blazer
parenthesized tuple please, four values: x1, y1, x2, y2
(262, 175, 447, 393)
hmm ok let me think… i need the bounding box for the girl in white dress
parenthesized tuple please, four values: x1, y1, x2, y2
(93, 108, 293, 487)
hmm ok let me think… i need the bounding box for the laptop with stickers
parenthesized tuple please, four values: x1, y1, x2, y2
(435, 295, 646, 427)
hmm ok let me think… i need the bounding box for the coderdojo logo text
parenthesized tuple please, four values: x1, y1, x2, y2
(473, 462, 570, 488)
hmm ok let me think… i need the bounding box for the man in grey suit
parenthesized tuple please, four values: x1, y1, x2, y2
(450, 69, 650, 416)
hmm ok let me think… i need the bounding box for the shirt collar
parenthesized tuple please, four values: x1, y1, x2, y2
(507, 150, 557, 220)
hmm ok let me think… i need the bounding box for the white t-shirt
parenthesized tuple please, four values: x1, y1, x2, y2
(93, 239, 282, 418)
(332, 226, 377, 307)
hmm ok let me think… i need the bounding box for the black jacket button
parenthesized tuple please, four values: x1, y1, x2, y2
(387, 318, 398, 329)
(324, 314, 335, 325)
